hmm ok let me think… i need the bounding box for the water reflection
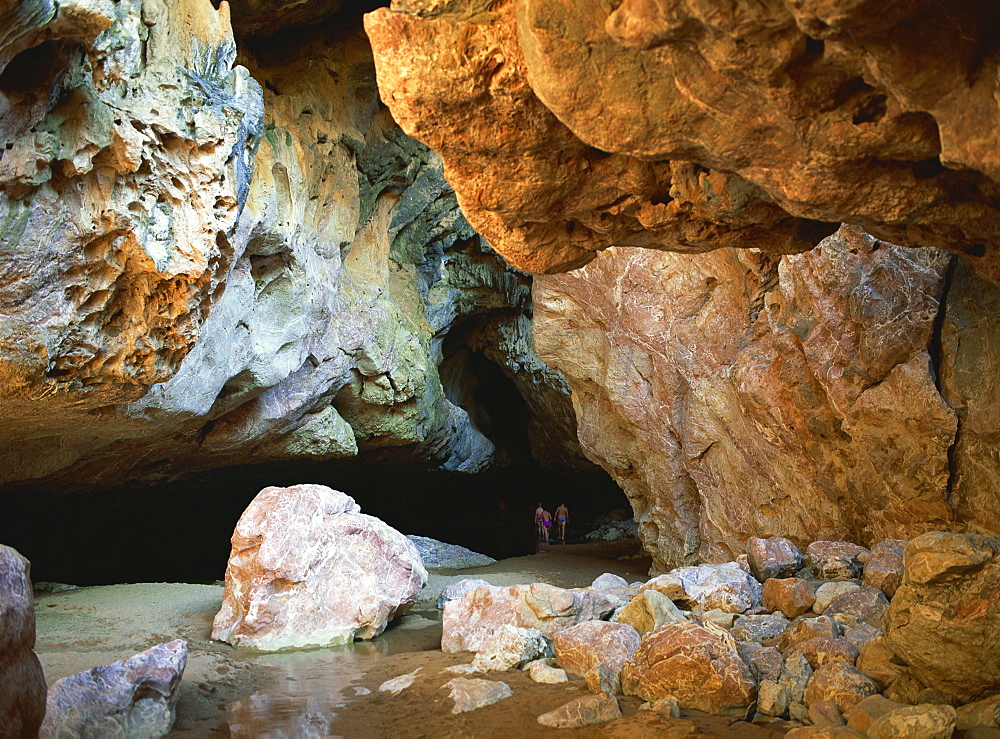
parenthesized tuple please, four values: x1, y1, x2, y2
(226, 613, 440, 738)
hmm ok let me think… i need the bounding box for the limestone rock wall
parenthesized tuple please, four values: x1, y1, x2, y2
(534, 227, 1000, 571)
(365, 0, 1000, 275)
(0, 1, 587, 492)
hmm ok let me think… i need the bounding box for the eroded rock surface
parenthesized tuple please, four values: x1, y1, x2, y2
(534, 227, 1000, 569)
(366, 0, 1000, 271)
(212, 484, 427, 650)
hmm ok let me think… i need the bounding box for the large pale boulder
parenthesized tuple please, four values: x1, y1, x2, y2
(212, 484, 427, 650)
(471, 625, 548, 672)
(537, 693, 621, 729)
(621, 622, 757, 717)
(442, 582, 612, 653)
(644, 562, 762, 614)
(552, 621, 641, 685)
(0, 545, 46, 738)
(41, 640, 187, 738)
(443, 678, 512, 714)
(881, 532, 1000, 701)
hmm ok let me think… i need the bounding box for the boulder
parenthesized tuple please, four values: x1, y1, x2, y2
(590, 573, 640, 607)
(955, 694, 1000, 730)
(0, 545, 46, 739)
(809, 700, 845, 727)
(614, 590, 685, 635)
(41, 640, 187, 738)
(471, 625, 548, 671)
(212, 485, 427, 650)
(868, 704, 957, 739)
(443, 678, 513, 714)
(843, 695, 906, 734)
(758, 680, 791, 717)
(699, 609, 736, 628)
(881, 532, 1000, 701)
(552, 621, 641, 685)
(644, 562, 762, 614)
(537, 692, 621, 728)
(747, 537, 804, 581)
(736, 641, 784, 683)
(805, 663, 879, 712)
(621, 622, 757, 717)
(813, 582, 861, 615)
(442, 582, 612, 653)
(731, 612, 789, 644)
(584, 663, 618, 695)
(796, 638, 860, 670)
(842, 623, 881, 650)
(855, 635, 907, 691)
(763, 578, 816, 619)
(437, 579, 492, 610)
(863, 539, 907, 598)
(644, 695, 681, 718)
(780, 651, 815, 705)
(805, 542, 869, 581)
(779, 616, 840, 652)
(824, 587, 890, 627)
(406, 536, 495, 569)
(528, 660, 568, 684)
(591, 573, 630, 591)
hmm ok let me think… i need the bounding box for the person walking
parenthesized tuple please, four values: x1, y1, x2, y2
(541, 508, 553, 543)
(555, 503, 569, 541)
(535, 503, 545, 540)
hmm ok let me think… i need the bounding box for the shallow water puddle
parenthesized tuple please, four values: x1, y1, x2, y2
(225, 612, 441, 737)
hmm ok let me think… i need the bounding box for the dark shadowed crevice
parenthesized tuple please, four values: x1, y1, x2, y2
(930, 254, 961, 509)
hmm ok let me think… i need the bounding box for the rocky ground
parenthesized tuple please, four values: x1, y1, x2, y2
(31, 540, 659, 736)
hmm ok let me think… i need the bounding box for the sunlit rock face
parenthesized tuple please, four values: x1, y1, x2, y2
(534, 226, 1000, 570)
(365, 0, 1000, 274)
(0, 3, 587, 492)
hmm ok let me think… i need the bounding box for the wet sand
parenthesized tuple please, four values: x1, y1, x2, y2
(33, 540, 786, 737)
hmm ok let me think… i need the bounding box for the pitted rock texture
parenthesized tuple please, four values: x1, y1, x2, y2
(880, 532, 1000, 702)
(0, 545, 46, 739)
(0, 7, 588, 493)
(366, 0, 1000, 272)
(41, 639, 187, 738)
(441, 582, 613, 653)
(534, 226, 1000, 570)
(621, 621, 757, 718)
(211, 484, 427, 650)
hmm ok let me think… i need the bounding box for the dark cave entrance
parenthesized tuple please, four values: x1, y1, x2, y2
(0, 462, 629, 587)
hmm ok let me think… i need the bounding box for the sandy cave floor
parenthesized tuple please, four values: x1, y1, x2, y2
(34, 540, 787, 737)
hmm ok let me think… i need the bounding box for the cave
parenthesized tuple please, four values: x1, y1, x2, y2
(3, 0, 1000, 735)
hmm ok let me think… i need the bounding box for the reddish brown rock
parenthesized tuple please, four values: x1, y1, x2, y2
(779, 617, 840, 653)
(863, 539, 908, 598)
(212, 485, 427, 650)
(806, 542, 870, 581)
(442, 582, 613, 653)
(552, 621, 641, 684)
(614, 589, 686, 635)
(621, 622, 757, 718)
(824, 587, 890, 628)
(748, 537, 804, 582)
(881, 532, 1000, 701)
(533, 230, 972, 571)
(855, 636, 907, 691)
(0, 545, 46, 739)
(843, 695, 906, 734)
(796, 638, 861, 670)
(763, 578, 816, 619)
(809, 700, 846, 727)
(805, 664, 880, 712)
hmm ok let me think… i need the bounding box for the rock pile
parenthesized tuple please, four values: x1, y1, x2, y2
(435, 531, 1000, 731)
(212, 484, 427, 651)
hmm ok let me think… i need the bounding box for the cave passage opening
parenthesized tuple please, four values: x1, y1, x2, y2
(0, 462, 628, 587)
